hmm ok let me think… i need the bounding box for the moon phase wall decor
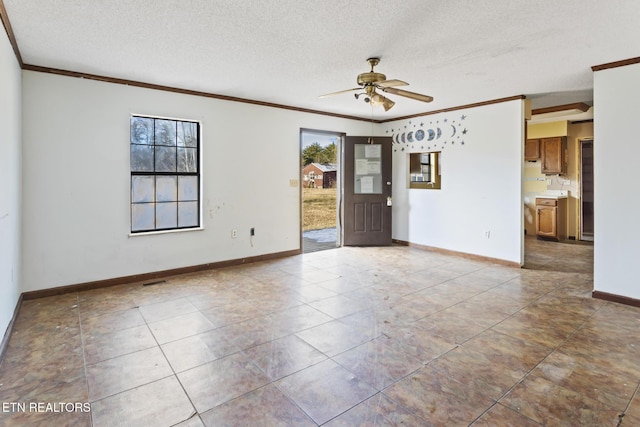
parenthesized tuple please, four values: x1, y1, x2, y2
(386, 114, 469, 152)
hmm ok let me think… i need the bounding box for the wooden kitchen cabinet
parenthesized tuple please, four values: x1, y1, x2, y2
(541, 137, 567, 174)
(536, 197, 566, 241)
(525, 139, 540, 161)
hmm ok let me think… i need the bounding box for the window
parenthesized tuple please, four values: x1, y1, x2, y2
(130, 116, 200, 233)
(409, 151, 441, 189)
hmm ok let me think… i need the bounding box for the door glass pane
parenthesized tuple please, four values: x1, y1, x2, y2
(354, 143, 382, 194)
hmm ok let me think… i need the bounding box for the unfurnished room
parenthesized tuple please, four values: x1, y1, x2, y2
(1, 1, 640, 426)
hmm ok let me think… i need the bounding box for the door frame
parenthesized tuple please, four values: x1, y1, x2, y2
(579, 138, 594, 241)
(299, 128, 345, 252)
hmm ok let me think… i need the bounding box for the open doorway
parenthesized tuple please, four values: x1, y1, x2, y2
(300, 129, 343, 253)
(580, 138, 594, 241)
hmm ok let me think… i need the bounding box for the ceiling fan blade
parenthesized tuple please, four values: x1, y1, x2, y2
(319, 88, 362, 98)
(376, 79, 409, 88)
(382, 87, 434, 103)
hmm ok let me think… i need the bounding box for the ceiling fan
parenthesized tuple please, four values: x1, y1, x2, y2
(319, 58, 433, 111)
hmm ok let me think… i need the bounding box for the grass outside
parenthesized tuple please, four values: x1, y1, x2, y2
(303, 187, 337, 231)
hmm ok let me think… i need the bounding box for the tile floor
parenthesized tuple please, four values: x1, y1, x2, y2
(1, 237, 639, 426)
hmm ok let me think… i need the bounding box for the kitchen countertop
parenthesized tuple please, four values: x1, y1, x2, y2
(536, 190, 568, 199)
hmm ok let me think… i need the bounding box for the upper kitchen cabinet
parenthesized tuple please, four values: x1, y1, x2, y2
(541, 137, 567, 175)
(525, 139, 540, 161)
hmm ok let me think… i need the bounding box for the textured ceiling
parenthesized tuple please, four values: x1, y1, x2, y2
(3, 0, 640, 120)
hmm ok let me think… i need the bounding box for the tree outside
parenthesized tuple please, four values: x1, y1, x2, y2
(302, 142, 337, 166)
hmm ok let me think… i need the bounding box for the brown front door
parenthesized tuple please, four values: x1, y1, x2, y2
(343, 136, 392, 246)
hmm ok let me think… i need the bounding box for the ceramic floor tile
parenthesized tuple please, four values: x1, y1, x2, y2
(276, 359, 377, 425)
(386, 322, 458, 364)
(308, 294, 370, 319)
(173, 415, 206, 427)
(627, 389, 640, 420)
(91, 376, 195, 427)
(269, 304, 334, 335)
(148, 311, 215, 344)
(138, 297, 199, 323)
(383, 364, 495, 426)
(426, 346, 524, 401)
(499, 375, 622, 426)
(470, 403, 542, 426)
(80, 307, 146, 336)
(83, 324, 157, 365)
(161, 328, 240, 373)
(4, 239, 639, 425)
(86, 347, 173, 401)
(0, 375, 88, 407)
(333, 335, 423, 390)
(200, 300, 268, 327)
(295, 319, 378, 357)
(177, 352, 270, 413)
(244, 334, 327, 380)
(0, 410, 92, 427)
(491, 310, 577, 349)
(532, 350, 636, 410)
(411, 310, 488, 345)
(462, 329, 552, 376)
(78, 288, 139, 320)
(200, 384, 315, 427)
(323, 392, 430, 427)
(186, 288, 242, 311)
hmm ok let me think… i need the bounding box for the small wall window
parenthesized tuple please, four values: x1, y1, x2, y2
(130, 116, 200, 233)
(409, 152, 441, 189)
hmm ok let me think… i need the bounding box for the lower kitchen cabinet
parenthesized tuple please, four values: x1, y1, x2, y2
(536, 197, 567, 241)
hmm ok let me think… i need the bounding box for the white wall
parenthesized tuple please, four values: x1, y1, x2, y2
(0, 29, 22, 334)
(593, 63, 640, 300)
(21, 71, 373, 292)
(385, 100, 524, 264)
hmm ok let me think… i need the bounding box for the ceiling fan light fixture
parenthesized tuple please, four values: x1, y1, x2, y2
(370, 92, 395, 111)
(382, 97, 395, 111)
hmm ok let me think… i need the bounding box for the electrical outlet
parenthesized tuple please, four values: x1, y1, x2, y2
(231, 229, 237, 238)
(250, 227, 255, 236)
(484, 230, 491, 239)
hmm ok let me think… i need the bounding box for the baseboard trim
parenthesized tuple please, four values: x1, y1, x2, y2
(592, 290, 640, 308)
(0, 293, 23, 366)
(22, 249, 301, 300)
(392, 239, 521, 268)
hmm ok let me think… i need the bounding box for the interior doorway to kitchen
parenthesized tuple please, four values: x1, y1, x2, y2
(300, 129, 343, 253)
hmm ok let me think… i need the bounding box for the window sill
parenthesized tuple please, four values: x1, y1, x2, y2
(128, 226, 204, 237)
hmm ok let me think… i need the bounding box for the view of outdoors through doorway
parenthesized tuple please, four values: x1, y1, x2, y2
(300, 130, 341, 253)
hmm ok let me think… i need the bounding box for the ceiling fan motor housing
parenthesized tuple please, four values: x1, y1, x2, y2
(357, 71, 386, 86)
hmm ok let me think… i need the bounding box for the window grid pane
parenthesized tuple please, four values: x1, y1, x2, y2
(130, 116, 200, 233)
